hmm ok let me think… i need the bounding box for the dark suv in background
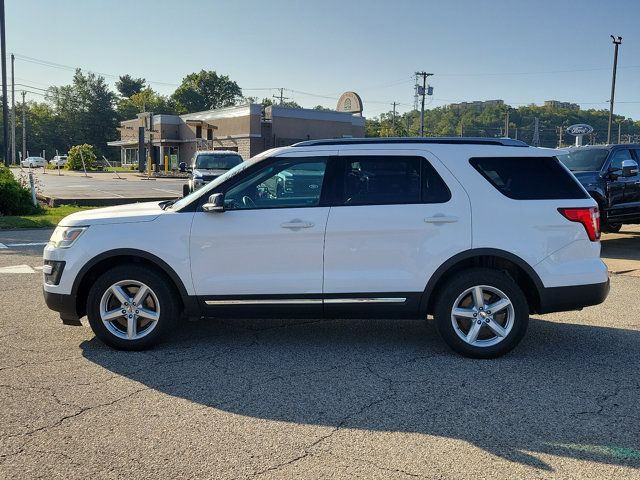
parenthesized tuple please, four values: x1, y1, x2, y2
(558, 144, 640, 232)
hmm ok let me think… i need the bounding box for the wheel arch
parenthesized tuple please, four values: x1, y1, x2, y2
(72, 248, 199, 319)
(420, 248, 544, 316)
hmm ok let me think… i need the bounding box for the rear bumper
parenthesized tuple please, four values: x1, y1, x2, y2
(43, 289, 82, 326)
(537, 278, 610, 314)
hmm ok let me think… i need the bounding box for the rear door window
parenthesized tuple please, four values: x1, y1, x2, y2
(470, 157, 588, 200)
(340, 156, 450, 206)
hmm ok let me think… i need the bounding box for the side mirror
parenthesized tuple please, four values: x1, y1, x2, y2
(622, 159, 638, 177)
(202, 193, 225, 212)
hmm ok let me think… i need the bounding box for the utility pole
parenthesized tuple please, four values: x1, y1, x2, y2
(0, 0, 8, 166)
(460, 122, 464, 137)
(618, 121, 622, 144)
(415, 71, 433, 137)
(391, 102, 398, 135)
(10, 52, 14, 165)
(504, 108, 510, 138)
(21, 90, 26, 160)
(557, 126, 563, 148)
(273, 88, 289, 106)
(607, 35, 622, 144)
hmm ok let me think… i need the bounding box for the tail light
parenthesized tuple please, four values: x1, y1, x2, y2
(558, 207, 600, 241)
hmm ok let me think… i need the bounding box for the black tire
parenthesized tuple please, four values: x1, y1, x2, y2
(602, 222, 622, 233)
(182, 183, 191, 197)
(86, 265, 179, 350)
(433, 268, 529, 359)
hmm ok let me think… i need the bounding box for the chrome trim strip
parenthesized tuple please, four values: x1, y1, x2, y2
(204, 297, 407, 306)
(205, 299, 322, 305)
(324, 297, 407, 304)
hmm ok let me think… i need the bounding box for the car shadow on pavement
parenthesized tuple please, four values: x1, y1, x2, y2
(80, 317, 640, 472)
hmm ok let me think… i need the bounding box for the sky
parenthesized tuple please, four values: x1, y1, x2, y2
(6, 0, 640, 119)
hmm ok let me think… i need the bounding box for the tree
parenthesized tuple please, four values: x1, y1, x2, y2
(66, 144, 97, 171)
(116, 75, 146, 98)
(171, 70, 242, 114)
(117, 87, 177, 120)
(47, 69, 118, 157)
(259, 97, 302, 109)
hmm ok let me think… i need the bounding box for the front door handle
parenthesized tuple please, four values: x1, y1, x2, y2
(424, 215, 459, 224)
(281, 220, 315, 229)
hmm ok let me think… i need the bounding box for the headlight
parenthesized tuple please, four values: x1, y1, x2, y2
(49, 226, 88, 248)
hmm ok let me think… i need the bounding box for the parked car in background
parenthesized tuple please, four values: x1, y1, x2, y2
(44, 137, 608, 358)
(49, 155, 68, 167)
(557, 144, 640, 232)
(182, 150, 244, 196)
(21, 156, 47, 168)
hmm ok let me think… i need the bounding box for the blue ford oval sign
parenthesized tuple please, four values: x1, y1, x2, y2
(566, 124, 594, 136)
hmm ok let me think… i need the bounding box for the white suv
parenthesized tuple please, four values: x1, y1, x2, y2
(43, 138, 609, 358)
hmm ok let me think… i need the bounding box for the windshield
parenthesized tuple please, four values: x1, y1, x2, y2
(557, 149, 609, 172)
(194, 153, 242, 170)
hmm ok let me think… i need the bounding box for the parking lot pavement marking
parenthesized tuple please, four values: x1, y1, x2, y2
(152, 187, 181, 194)
(0, 243, 6, 249)
(0, 264, 36, 273)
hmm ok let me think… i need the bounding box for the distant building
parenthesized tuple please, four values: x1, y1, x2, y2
(544, 100, 580, 110)
(108, 104, 365, 167)
(449, 100, 505, 110)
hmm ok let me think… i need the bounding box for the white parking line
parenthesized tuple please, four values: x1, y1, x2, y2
(4, 242, 48, 247)
(152, 188, 181, 194)
(0, 264, 36, 273)
(0, 243, 7, 249)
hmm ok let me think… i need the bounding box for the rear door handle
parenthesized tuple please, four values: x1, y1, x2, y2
(281, 220, 315, 229)
(424, 215, 459, 224)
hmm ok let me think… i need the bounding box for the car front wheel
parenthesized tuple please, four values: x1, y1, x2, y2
(86, 265, 178, 350)
(433, 268, 529, 358)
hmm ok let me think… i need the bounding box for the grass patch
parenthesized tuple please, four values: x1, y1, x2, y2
(0, 204, 95, 229)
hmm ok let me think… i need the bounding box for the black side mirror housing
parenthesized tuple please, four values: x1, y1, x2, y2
(203, 193, 225, 212)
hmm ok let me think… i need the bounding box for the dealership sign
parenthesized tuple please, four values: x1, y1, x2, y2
(566, 124, 594, 136)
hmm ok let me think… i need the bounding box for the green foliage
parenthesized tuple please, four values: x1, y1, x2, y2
(366, 104, 640, 147)
(0, 165, 41, 216)
(0, 204, 91, 229)
(259, 97, 302, 109)
(117, 87, 177, 120)
(116, 75, 146, 98)
(47, 69, 118, 158)
(66, 144, 97, 171)
(172, 70, 243, 114)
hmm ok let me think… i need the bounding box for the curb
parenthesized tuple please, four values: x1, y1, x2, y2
(37, 194, 179, 208)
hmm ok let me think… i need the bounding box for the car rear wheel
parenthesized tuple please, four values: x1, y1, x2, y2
(433, 268, 529, 358)
(86, 265, 178, 350)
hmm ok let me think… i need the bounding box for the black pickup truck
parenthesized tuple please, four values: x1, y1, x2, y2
(557, 144, 640, 232)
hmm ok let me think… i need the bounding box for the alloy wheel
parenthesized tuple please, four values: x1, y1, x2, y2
(450, 285, 514, 347)
(99, 280, 161, 340)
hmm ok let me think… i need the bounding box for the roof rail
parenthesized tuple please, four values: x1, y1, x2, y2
(291, 137, 529, 148)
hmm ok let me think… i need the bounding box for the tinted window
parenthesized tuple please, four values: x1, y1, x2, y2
(470, 157, 588, 200)
(195, 154, 243, 170)
(609, 149, 633, 171)
(341, 156, 450, 206)
(557, 149, 609, 172)
(225, 157, 327, 210)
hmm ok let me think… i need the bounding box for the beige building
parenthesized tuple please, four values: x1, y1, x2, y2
(108, 104, 365, 168)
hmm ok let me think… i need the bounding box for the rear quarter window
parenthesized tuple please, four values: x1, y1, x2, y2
(469, 157, 588, 200)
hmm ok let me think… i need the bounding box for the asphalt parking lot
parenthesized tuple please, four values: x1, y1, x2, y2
(0, 230, 639, 479)
(11, 168, 184, 205)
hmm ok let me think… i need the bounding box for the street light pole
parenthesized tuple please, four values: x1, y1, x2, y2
(0, 0, 9, 166)
(607, 35, 622, 145)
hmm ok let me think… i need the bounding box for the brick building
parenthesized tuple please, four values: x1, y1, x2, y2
(108, 104, 365, 168)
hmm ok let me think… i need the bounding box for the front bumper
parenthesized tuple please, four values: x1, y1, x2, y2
(43, 289, 82, 326)
(537, 278, 610, 314)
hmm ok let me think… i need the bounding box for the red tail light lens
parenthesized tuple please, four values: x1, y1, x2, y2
(558, 207, 600, 241)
